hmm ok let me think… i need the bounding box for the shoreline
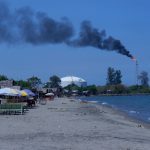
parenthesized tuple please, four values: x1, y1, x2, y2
(78, 95, 150, 125)
(94, 101, 150, 129)
(93, 93, 150, 96)
(1, 97, 150, 149)
(77, 97, 150, 128)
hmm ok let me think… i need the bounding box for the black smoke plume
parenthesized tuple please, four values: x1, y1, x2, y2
(0, 1, 133, 58)
(15, 7, 74, 44)
(68, 21, 133, 58)
(0, 1, 74, 44)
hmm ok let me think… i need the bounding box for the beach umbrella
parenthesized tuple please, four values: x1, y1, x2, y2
(0, 88, 5, 95)
(13, 89, 28, 97)
(22, 89, 35, 96)
(20, 90, 28, 96)
(45, 93, 54, 96)
(0, 88, 19, 96)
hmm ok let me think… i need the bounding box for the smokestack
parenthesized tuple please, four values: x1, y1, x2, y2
(132, 58, 139, 85)
(0, 1, 134, 59)
(136, 60, 139, 85)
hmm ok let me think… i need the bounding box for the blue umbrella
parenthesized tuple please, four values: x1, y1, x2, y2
(22, 89, 35, 96)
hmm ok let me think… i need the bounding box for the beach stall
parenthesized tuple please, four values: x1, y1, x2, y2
(0, 97, 7, 104)
(0, 88, 25, 114)
(0, 88, 30, 103)
(0, 88, 19, 103)
(21, 89, 36, 107)
(45, 93, 54, 100)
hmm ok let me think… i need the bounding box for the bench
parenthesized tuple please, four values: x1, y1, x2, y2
(0, 103, 24, 115)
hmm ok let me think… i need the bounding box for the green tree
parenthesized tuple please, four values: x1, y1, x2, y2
(13, 80, 31, 89)
(87, 85, 97, 95)
(128, 85, 139, 94)
(138, 71, 149, 87)
(27, 76, 41, 89)
(49, 75, 61, 88)
(106, 67, 122, 85)
(97, 86, 107, 94)
(106, 67, 115, 85)
(0, 75, 8, 81)
(113, 84, 127, 94)
(114, 70, 122, 84)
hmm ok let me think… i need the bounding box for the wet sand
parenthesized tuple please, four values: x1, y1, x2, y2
(0, 97, 150, 150)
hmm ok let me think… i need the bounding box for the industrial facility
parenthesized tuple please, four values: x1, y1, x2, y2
(61, 76, 87, 87)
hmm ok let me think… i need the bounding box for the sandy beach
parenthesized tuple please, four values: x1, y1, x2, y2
(0, 97, 150, 150)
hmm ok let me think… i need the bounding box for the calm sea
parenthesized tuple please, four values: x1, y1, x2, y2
(80, 95, 150, 123)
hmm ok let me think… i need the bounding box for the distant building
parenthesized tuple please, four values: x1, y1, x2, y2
(0, 80, 20, 90)
(12, 86, 21, 90)
(61, 76, 87, 87)
(0, 80, 13, 88)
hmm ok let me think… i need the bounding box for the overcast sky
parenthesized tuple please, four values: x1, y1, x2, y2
(0, 0, 150, 85)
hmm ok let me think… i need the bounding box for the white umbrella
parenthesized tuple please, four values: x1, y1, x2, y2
(45, 93, 54, 96)
(0, 88, 19, 96)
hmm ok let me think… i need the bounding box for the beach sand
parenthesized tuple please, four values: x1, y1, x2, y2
(0, 97, 150, 150)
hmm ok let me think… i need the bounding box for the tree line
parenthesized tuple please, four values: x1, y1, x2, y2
(0, 75, 61, 89)
(0, 67, 150, 96)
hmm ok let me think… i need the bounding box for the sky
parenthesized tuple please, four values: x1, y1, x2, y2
(0, 0, 150, 85)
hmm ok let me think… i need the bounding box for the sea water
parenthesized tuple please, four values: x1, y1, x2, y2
(80, 95, 150, 123)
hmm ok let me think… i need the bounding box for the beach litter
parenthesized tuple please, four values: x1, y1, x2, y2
(62, 102, 67, 104)
(70, 99, 75, 102)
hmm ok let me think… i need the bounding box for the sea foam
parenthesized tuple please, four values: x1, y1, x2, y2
(102, 102, 108, 105)
(129, 110, 139, 114)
